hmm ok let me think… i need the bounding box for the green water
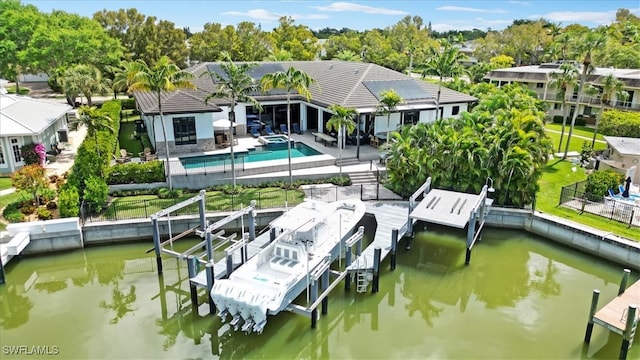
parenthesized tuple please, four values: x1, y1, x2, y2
(1, 227, 638, 359)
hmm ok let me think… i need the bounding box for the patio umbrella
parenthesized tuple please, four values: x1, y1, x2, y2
(622, 177, 631, 198)
(212, 119, 237, 129)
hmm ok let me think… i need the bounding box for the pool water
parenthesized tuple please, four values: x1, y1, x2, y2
(181, 143, 321, 169)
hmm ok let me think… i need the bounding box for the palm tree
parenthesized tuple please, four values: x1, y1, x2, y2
(420, 39, 465, 120)
(548, 62, 579, 153)
(108, 60, 144, 99)
(77, 105, 114, 160)
(261, 65, 315, 186)
(62, 65, 111, 106)
(128, 56, 195, 190)
(563, 28, 606, 159)
(592, 73, 629, 147)
(325, 104, 357, 176)
(201, 51, 262, 188)
(376, 89, 404, 142)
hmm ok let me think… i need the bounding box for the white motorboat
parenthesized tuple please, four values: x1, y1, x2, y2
(210, 199, 366, 334)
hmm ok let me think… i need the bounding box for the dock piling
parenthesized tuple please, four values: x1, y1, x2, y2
(372, 247, 381, 294)
(187, 255, 199, 309)
(390, 228, 398, 270)
(619, 269, 631, 296)
(584, 289, 600, 343)
(321, 269, 329, 315)
(0, 255, 5, 285)
(205, 231, 213, 262)
(345, 245, 352, 291)
(151, 216, 163, 274)
(620, 305, 637, 360)
(249, 203, 256, 241)
(205, 262, 215, 315)
(225, 252, 233, 278)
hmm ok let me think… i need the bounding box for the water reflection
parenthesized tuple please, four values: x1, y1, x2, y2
(0, 284, 33, 329)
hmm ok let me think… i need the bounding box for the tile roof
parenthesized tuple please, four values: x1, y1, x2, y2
(134, 60, 476, 115)
(0, 94, 72, 136)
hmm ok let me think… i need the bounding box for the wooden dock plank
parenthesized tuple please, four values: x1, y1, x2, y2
(593, 279, 640, 334)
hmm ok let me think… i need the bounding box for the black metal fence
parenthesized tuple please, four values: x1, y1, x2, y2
(559, 181, 639, 227)
(81, 183, 401, 223)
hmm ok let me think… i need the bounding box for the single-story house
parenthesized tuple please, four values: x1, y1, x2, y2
(0, 92, 73, 174)
(600, 136, 640, 185)
(133, 60, 477, 156)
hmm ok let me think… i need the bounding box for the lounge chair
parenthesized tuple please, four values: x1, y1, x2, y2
(119, 149, 132, 162)
(292, 123, 302, 134)
(216, 135, 229, 148)
(280, 124, 289, 135)
(265, 125, 275, 135)
(251, 126, 261, 138)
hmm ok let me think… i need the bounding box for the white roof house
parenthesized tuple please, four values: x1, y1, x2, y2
(601, 136, 640, 185)
(0, 94, 72, 173)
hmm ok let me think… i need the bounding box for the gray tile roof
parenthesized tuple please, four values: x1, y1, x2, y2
(134, 60, 476, 115)
(0, 94, 72, 136)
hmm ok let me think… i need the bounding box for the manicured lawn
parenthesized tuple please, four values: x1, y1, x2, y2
(105, 187, 306, 220)
(0, 191, 31, 231)
(536, 159, 639, 241)
(118, 122, 144, 156)
(544, 123, 607, 153)
(0, 177, 12, 191)
(5, 85, 30, 95)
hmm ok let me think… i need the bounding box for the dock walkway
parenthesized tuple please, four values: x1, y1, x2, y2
(593, 279, 640, 334)
(347, 202, 409, 271)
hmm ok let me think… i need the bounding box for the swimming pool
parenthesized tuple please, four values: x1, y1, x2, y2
(258, 135, 294, 149)
(180, 143, 321, 169)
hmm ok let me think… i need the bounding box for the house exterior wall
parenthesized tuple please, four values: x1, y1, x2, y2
(147, 112, 217, 157)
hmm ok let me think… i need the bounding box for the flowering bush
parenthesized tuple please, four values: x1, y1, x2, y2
(35, 143, 46, 164)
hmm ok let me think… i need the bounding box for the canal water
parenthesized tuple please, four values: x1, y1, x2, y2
(0, 226, 638, 359)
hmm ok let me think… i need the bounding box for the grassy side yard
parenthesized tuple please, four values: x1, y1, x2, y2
(536, 159, 639, 241)
(106, 187, 306, 220)
(544, 123, 607, 153)
(0, 177, 12, 191)
(0, 191, 31, 231)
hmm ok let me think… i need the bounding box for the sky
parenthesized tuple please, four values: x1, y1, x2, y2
(22, 0, 640, 33)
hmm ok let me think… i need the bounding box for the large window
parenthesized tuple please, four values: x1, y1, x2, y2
(10, 138, 21, 163)
(403, 111, 419, 125)
(0, 144, 5, 166)
(173, 117, 196, 145)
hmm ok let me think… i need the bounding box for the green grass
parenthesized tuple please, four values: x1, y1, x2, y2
(536, 159, 639, 241)
(544, 123, 607, 153)
(0, 177, 12, 191)
(5, 85, 30, 95)
(0, 191, 31, 231)
(118, 122, 144, 156)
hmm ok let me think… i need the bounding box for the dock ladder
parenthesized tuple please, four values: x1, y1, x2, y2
(354, 256, 371, 293)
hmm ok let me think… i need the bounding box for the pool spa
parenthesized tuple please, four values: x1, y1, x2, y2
(258, 134, 293, 148)
(180, 143, 321, 170)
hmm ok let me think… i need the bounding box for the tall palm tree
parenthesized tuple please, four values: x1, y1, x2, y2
(563, 28, 606, 159)
(108, 60, 144, 99)
(420, 39, 465, 120)
(376, 89, 404, 142)
(77, 105, 114, 160)
(128, 56, 195, 190)
(261, 65, 315, 186)
(201, 51, 262, 188)
(548, 62, 579, 153)
(325, 104, 357, 176)
(592, 73, 629, 147)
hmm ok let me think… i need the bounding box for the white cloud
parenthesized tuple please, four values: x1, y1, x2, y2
(437, 6, 507, 14)
(315, 2, 407, 15)
(222, 9, 328, 22)
(538, 10, 618, 24)
(431, 17, 512, 32)
(508, 1, 529, 6)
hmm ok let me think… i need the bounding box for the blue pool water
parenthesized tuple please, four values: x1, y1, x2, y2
(181, 143, 321, 169)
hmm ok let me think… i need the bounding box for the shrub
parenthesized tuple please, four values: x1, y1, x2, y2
(20, 143, 43, 165)
(36, 207, 53, 220)
(20, 204, 36, 215)
(40, 187, 57, 202)
(107, 161, 165, 184)
(84, 176, 109, 213)
(328, 175, 351, 186)
(140, 133, 153, 152)
(59, 186, 80, 218)
(46, 201, 58, 210)
(2, 201, 24, 223)
(119, 98, 136, 110)
(158, 187, 183, 199)
(584, 170, 625, 201)
(552, 115, 564, 124)
(599, 110, 640, 138)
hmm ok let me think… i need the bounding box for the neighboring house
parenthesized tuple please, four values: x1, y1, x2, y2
(485, 63, 640, 120)
(600, 136, 640, 185)
(134, 60, 477, 156)
(0, 93, 73, 174)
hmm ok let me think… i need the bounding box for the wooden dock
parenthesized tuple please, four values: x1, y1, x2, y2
(593, 279, 640, 334)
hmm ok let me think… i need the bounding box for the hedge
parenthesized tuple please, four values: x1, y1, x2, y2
(599, 110, 640, 138)
(107, 161, 165, 184)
